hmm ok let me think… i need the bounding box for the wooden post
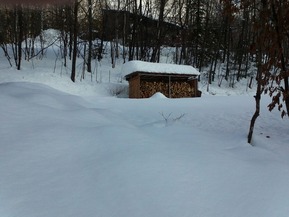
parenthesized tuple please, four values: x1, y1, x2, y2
(168, 75, 171, 98)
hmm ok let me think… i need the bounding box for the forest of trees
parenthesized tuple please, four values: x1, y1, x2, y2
(0, 0, 289, 142)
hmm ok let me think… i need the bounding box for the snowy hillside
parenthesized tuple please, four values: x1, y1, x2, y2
(0, 30, 289, 217)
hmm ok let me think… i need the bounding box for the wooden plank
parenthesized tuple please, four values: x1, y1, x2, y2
(129, 73, 140, 98)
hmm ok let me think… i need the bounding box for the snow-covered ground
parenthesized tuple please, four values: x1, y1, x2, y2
(1, 32, 289, 217)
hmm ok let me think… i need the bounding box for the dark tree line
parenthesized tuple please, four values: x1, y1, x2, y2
(0, 0, 254, 80)
(0, 5, 43, 69)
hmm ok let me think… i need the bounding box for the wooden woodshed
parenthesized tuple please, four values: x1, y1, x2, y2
(123, 61, 201, 98)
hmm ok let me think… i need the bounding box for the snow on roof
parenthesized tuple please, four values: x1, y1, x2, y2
(122, 60, 200, 77)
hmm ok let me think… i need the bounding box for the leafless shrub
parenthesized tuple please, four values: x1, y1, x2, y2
(160, 112, 186, 126)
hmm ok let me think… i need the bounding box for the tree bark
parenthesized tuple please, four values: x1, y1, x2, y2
(248, 49, 262, 144)
(71, 0, 78, 82)
(247, 0, 266, 144)
(87, 0, 92, 73)
(17, 5, 23, 70)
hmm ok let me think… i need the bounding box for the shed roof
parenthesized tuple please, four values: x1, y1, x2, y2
(122, 60, 200, 77)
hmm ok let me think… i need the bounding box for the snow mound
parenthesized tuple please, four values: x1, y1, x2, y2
(150, 92, 167, 99)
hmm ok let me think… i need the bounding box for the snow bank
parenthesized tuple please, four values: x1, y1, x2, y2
(1, 82, 289, 217)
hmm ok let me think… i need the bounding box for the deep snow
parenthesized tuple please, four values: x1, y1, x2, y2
(1, 31, 289, 217)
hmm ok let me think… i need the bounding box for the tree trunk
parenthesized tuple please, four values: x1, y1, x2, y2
(248, 48, 263, 144)
(87, 0, 92, 73)
(248, 0, 266, 144)
(71, 1, 78, 82)
(17, 6, 23, 70)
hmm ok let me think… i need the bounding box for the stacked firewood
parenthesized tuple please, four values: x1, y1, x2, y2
(140, 80, 195, 98)
(140, 81, 169, 98)
(170, 81, 194, 98)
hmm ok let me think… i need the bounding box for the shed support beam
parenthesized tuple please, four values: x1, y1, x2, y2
(168, 75, 171, 98)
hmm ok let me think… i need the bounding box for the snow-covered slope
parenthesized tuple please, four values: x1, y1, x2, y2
(0, 81, 289, 217)
(0, 30, 289, 216)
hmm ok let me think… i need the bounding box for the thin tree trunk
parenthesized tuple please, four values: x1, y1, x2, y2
(71, 1, 78, 82)
(87, 0, 92, 73)
(248, 59, 261, 142)
(248, 66, 262, 144)
(17, 6, 23, 70)
(81, 42, 86, 81)
(248, 0, 264, 144)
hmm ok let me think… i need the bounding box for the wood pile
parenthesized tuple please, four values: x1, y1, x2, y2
(140, 80, 195, 98)
(140, 81, 169, 98)
(170, 81, 195, 98)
